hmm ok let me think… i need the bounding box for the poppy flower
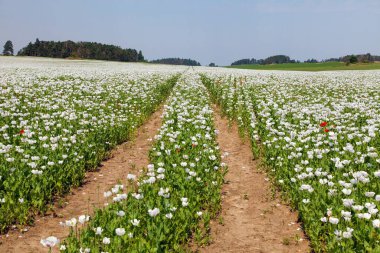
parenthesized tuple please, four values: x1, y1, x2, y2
(324, 128, 329, 133)
(19, 129, 25, 135)
(320, 121, 327, 127)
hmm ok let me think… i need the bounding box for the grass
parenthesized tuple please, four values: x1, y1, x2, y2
(227, 61, 380, 71)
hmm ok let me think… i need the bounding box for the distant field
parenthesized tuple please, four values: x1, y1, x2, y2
(228, 61, 380, 71)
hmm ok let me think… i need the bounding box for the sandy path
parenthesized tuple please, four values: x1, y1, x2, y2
(201, 107, 310, 253)
(0, 107, 164, 253)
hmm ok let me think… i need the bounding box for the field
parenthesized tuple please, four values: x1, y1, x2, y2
(228, 61, 380, 71)
(1, 56, 380, 252)
(202, 71, 380, 252)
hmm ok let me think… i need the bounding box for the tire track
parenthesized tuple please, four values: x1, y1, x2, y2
(0, 107, 164, 253)
(201, 107, 310, 253)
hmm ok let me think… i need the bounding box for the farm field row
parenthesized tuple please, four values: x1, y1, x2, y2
(2, 57, 380, 252)
(0, 63, 179, 232)
(201, 71, 380, 252)
(60, 74, 225, 252)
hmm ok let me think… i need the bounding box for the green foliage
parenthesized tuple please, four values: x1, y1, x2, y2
(349, 55, 358, 64)
(336, 53, 375, 63)
(228, 62, 380, 71)
(0, 73, 178, 232)
(232, 54, 380, 67)
(263, 55, 294, 64)
(61, 76, 225, 252)
(231, 55, 295, 66)
(231, 58, 259, 66)
(138, 50, 144, 61)
(201, 73, 380, 252)
(2, 40, 14, 56)
(17, 39, 144, 62)
(150, 58, 201, 66)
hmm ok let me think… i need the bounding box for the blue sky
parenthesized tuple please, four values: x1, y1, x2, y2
(0, 0, 379, 65)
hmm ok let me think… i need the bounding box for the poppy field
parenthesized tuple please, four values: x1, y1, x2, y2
(0, 59, 179, 232)
(201, 71, 380, 252)
(1, 57, 380, 252)
(60, 74, 225, 252)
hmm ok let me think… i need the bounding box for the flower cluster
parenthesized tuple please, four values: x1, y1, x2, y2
(60, 74, 225, 251)
(202, 71, 380, 252)
(0, 60, 179, 232)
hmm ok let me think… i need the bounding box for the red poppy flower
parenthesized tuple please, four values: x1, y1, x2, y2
(320, 121, 327, 127)
(324, 128, 329, 133)
(19, 129, 25, 135)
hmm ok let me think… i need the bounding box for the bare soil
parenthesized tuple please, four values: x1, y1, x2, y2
(0, 105, 310, 253)
(0, 107, 164, 253)
(200, 107, 310, 253)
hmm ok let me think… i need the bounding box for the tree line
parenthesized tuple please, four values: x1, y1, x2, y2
(323, 53, 379, 63)
(4, 39, 144, 62)
(3, 40, 379, 66)
(150, 58, 201, 66)
(231, 53, 380, 66)
(231, 55, 297, 66)
(2, 40, 202, 66)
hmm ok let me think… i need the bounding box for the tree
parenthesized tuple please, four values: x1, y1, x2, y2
(137, 50, 144, 61)
(361, 53, 373, 63)
(17, 39, 142, 62)
(150, 58, 201, 66)
(209, 63, 216, 67)
(231, 58, 257, 66)
(349, 55, 358, 64)
(263, 55, 291, 64)
(304, 59, 318, 63)
(2, 40, 14, 56)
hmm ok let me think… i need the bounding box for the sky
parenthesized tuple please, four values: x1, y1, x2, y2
(0, 0, 379, 66)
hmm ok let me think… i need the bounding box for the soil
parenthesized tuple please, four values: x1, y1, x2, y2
(0, 107, 164, 253)
(199, 107, 310, 253)
(0, 104, 310, 253)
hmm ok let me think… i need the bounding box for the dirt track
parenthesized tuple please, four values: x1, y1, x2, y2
(0, 105, 310, 253)
(0, 107, 164, 253)
(200, 107, 310, 253)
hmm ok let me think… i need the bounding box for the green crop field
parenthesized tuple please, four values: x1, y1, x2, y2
(3, 57, 380, 252)
(228, 61, 380, 71)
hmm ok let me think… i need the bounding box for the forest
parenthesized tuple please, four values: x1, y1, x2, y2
(17, 39, 144, 62)
(150, 58, 201, 66)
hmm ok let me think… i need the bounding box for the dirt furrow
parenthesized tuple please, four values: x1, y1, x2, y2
(202, 107, 310, 253)
(0, 107, 164, 253)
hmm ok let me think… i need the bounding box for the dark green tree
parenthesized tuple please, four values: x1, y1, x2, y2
(150, 58, 201, 66)
(209, 63, 216, 67)
(263, 55, 291, 64)
(137, 50, 144, 61)
(17, 39, 142, 62)
(2, 40, 14, 56)
(230, 56, 296, 66)
(349, 55, 358, 64)
(231, 58, 257, 66)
